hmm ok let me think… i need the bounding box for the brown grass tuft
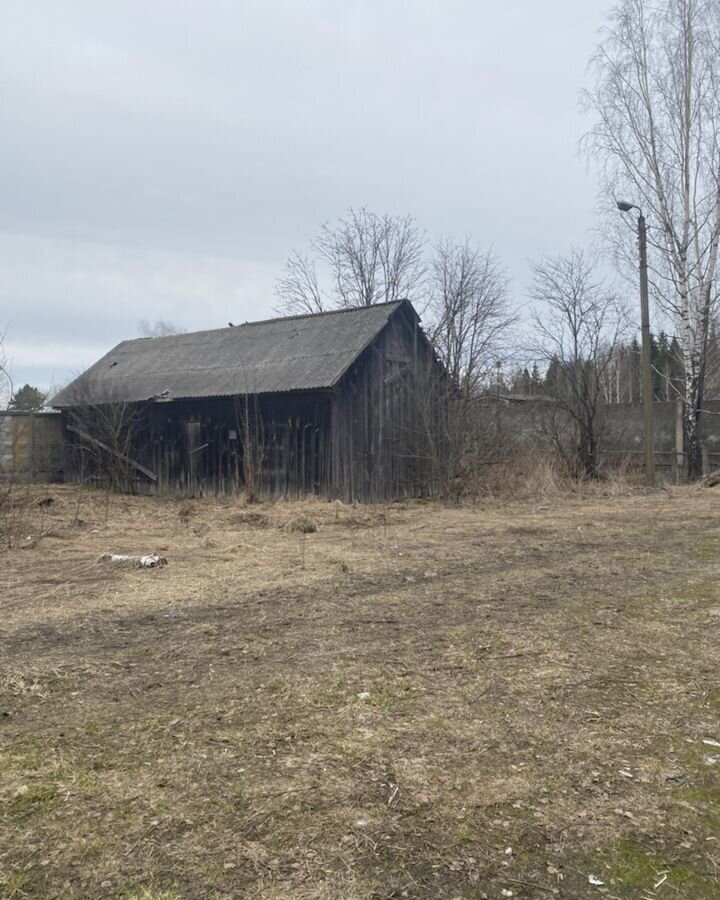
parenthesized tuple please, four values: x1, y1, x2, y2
(285, 515, 318, 533)
(228, 510, 271, 528)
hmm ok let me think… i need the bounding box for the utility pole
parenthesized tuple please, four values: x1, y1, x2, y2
(637, 213, 655, 486)
(618, 201, 655, 486)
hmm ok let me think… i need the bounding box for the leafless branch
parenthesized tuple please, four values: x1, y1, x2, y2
(528, 248, 629, 477)
(274, 208, 426, 313)
(582, 0, 720, 476)
(274, 251, 326, 315)
(138, 319, 186, 337)
(0, 325, 13, 410)
(427, 239, 514, 400)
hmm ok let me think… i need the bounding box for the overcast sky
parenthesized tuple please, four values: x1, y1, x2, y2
(0, 0, 613, 394)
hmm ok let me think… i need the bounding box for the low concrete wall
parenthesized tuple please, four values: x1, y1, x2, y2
(0, 411, 64, 482)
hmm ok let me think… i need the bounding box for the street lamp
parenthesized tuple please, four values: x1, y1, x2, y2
(617, 200, 655, 486)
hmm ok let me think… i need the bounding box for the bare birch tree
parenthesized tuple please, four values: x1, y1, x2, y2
(0, 326, 13, 410)
(583, 0, 720, 478)
(529, 249, 628, 477)
(275, 208, 426, 313)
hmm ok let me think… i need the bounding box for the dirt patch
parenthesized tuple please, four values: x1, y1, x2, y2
(1, 485, 720, 898)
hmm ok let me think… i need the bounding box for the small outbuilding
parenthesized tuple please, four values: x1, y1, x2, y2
(52, 300, 446, 502)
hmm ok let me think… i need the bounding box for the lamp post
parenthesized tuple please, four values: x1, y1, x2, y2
(617, 200, 655, 486)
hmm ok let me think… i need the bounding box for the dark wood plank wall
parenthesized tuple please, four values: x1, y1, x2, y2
(62, 306, 444, 501)
(260, 394, 333, 500)
(331, 306, 439, 502)
(140, 394, 333, 498)
(64, 393, 333, 499)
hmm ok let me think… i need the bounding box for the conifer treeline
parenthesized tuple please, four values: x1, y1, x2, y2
(506, 328, 720, 403)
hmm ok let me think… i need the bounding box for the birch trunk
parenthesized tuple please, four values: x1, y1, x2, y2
(583, 0, 720, 479)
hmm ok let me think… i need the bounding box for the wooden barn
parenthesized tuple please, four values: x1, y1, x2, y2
(51, 300, 446, 501)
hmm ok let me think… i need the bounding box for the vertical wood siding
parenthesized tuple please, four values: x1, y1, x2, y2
(331, 305, 440, 501)
(62, 306, 443, 501)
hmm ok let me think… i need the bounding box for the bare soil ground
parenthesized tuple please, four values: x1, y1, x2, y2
(2, 484, 720, 900)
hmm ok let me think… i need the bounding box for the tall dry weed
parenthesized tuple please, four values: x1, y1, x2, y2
(0, 483, 32, 550)
(460, 451, 651, 502)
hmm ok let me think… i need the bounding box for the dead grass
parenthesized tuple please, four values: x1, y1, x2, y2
(1, 484, 720, 898)
(470, 452, 658, 503)
(226, 511, 270, 528)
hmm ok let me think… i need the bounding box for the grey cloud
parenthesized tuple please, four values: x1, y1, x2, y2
(0, 0, 610, 390)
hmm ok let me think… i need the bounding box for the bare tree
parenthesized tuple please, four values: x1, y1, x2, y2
(275, 251, 325, 315)
(529, 249, 628, 478)
(0, 326, 13, 410)
(582, 0, 720, 478)
(428, 240, 513, 400)
(402, 240, 515, 500)
(275, 208, 426, 313)
(234, 393, 265, 503)
(139, 319, 186, 337)
(61, 381, 153, 492)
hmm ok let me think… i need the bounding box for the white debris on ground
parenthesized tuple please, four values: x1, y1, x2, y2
(98, 552, 168, 568)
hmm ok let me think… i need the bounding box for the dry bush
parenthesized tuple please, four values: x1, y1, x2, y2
(461, 449, 650, 502)
(465, 452, 574, 501)
(285, 516, 318, 534)
(177, 502, 197, 529)
(596, 453, 650, 496)
(0, 486, 72, 554)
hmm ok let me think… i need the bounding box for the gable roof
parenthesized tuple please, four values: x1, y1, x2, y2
(52, 300, 415, 407)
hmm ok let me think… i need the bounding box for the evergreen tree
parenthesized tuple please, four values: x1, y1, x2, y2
(669, 336, 684, 399)
(544, 357, 565, 398)
(655, 331, 671, 400)
(530, 363, 543, 395)
(521, 367, 531, 395)
(9, 384, 46, 411)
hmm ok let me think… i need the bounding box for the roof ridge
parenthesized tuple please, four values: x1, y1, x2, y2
(126, 300, 406, 344)
(239, 299, 405, 328)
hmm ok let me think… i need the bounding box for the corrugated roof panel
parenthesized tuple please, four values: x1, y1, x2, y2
(52, 301, 410, 406)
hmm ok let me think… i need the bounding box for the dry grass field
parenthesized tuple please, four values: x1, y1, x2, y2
(2, 483, 720, 899)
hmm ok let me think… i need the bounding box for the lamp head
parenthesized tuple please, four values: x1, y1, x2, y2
(616, 200, 636, 212)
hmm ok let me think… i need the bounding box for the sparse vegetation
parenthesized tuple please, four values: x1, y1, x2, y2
(285, 515, 317, 533)
(2, 484, 720, 897)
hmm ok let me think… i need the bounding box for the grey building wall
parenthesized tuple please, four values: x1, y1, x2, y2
(0, 411, 64, 482)
(480, 398, 720, 476)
